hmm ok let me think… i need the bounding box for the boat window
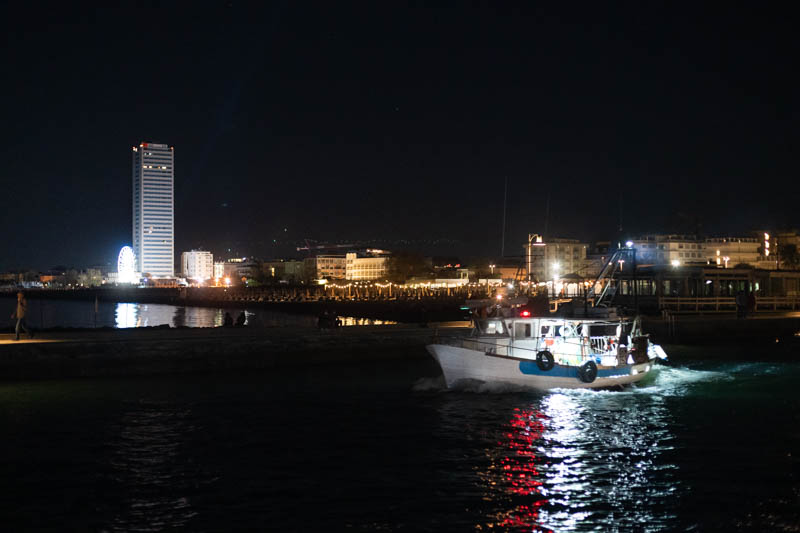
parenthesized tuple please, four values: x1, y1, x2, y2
(514, 322, 532, 338)
(486, 320, 504, 335)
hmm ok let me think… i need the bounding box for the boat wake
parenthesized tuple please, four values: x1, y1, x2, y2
(411, 376, 447, 392)
(412, 376, 539, 394)
(417, 361, 791, 396)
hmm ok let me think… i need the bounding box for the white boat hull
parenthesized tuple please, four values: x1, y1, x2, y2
(427, 343, 656, 390)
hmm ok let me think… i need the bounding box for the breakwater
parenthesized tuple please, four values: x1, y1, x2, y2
(1, 287, 472, 323)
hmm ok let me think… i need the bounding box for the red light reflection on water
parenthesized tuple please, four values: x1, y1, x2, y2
(494, 407, 553, 532)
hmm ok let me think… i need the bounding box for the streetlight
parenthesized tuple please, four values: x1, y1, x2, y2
(671, 259, 680, 268)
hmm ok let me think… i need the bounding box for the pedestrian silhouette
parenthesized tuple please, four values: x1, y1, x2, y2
(11, 291, 33, 340)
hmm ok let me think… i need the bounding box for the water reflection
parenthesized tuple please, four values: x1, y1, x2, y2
(473, 391, 680, 532)
(115, 303, 139, 328)
(480, 407, 551, 531)
(107, 302, 395, 329)
(107, 401, 202, 530)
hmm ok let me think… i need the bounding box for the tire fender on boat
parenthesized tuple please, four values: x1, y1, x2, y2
(536, 350, 555, 371)
(578, 360, 598, 383)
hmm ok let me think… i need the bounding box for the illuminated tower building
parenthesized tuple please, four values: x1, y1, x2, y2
(132, 142, 175, 277)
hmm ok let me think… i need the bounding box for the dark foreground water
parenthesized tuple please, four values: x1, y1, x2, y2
(1, 356, 799, 531)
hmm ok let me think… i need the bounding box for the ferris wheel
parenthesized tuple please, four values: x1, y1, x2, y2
(118, 246, 138, 284)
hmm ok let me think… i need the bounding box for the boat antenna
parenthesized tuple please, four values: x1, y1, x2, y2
(617, 192, 624, 250)
(543, 188, 551, 241)
(501, 176, 508, 257)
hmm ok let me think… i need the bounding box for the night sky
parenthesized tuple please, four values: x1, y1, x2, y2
(1, 2, 797, 271)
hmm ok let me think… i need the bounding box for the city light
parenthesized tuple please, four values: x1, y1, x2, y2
(625, 241, 633, 248)
(671, 259, 680, 267)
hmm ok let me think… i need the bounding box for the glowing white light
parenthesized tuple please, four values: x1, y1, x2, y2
(117, 246, 138, 284)
(671, 259, 680, 267)
(625, 241, 633, 248)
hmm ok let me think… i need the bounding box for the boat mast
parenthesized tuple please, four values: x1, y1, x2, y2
(501, 176, 508, 257)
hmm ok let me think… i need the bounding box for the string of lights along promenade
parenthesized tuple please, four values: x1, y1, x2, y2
(131, 142, 174, 278)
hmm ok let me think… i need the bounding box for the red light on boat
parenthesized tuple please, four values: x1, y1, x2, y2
(520, 310, 531, 317)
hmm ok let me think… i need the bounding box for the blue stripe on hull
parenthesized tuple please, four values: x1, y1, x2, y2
(518, 361, 630, 378)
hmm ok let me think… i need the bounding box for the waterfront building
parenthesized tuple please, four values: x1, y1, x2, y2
(213, 262, 225, 279)
(525, 235, 588, 281)
(345, 250, 390, 281)
(77, 268, 104, 287)
(304, 255, 347, 280)
(223, 259, 259, 283)
(632, 234, 765, 269)
(181, 250, 214, 281)
(132, 142, 174, 277)
(262, 259, 306, 282)
(704, 236, 761, 268)
(631, 235, 706, 266)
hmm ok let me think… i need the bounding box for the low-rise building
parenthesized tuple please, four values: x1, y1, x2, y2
(213, 262, 225, 279)
(262, 259, 306, 282)
(704, 236, 761, 268)
(77, 268, 104, 287)
(525, 234, 588, 281)
(304, 255, 347, 280)
(345, 250, 390, 281)
(632, 235, 706, 266)
(223, 259, 259, 282)
(182, 250, 214, 281)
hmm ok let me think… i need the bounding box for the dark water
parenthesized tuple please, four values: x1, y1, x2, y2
(1, 357, 799, 531)
(2, 299, 393, 329)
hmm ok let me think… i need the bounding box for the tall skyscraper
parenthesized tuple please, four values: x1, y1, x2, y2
(132, 142, 174, 277)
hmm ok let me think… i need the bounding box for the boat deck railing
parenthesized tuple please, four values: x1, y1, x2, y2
(433, 334, 619, 361)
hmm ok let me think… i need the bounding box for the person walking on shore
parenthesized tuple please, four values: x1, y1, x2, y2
(11, 291, 33, 340)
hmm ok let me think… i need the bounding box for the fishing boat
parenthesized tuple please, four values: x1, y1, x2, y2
(428, 314, 668, 390)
